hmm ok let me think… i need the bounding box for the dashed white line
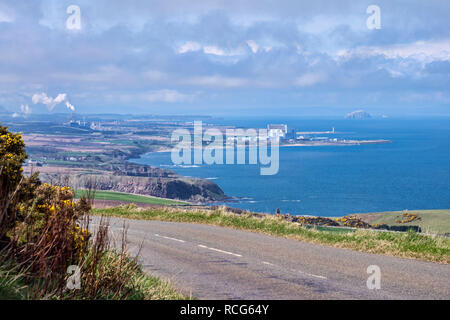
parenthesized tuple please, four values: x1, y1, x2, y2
(93, 222, 327, 280)
(307, 274, 327, 280)
(293, 269, 327, 280)
(154, 234, 186, 243)
(198, 245, 242, 257)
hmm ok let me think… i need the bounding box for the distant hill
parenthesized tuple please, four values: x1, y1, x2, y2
(345, 110, 372, 119)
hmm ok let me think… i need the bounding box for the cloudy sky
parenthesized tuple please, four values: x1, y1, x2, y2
(0, 0, 449, 116)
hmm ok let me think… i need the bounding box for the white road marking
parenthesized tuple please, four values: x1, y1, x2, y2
(262, 261, 276, 266)
(294, 269, 327, 280)
(154, 234, 186, 243)
(198, 245, 242, 257)
(308, 274, 327, 280)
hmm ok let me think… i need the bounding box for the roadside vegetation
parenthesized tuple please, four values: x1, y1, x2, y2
(74, 190, 189, 206)
(93, 205, 450, 264)
(0, 124, 186, 300)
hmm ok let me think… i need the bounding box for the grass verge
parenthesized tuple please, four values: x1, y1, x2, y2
(74, 190, 190, 206)
(93, 205, 450, 264)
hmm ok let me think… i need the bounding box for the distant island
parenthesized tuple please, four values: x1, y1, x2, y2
(345, 110, 372, 119)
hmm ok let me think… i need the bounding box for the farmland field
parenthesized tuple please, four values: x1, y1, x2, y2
(74, 190, 190, 206)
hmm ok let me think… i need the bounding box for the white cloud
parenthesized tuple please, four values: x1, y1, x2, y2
(182, 75, 249, 88)
(204, 45, 247, 56)
(0, 8, 14, 23)
(246, 40, 259, 53)
(295, 72, 327, 87)
(300, 14, 363, 35)
(178, 42, 246, 56)
(178, 41, 202, 54)
(337, 39, 450, 63)
(203, 45, 226, 56)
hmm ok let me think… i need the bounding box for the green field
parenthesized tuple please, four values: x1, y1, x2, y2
(357, 210, 450, 236)
(74, 190, 190, 206)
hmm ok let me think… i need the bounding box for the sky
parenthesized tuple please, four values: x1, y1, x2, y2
(0, 0, 449, 117)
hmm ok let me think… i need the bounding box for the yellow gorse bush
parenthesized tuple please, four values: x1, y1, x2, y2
(0, 127, 26, 185)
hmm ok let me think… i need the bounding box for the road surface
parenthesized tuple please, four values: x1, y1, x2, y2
(90, 217, 450, 300)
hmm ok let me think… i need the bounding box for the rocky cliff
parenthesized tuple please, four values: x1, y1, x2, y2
(41, 170, 227, 202)
(85, 174, 226, 202)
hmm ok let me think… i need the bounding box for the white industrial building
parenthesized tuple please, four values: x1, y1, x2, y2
(267, 124, 288, 138)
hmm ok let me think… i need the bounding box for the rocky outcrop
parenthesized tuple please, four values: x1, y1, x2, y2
(41, 171, 227, 202)
(109, 163, 176, 178)
(345, 110, 372, 119)
(99, 175, 225, 202)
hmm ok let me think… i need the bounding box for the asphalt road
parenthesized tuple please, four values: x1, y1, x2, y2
(90, 217, 450, 300)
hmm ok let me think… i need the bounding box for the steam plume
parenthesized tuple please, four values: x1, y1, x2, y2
(32, 92, 75, 112)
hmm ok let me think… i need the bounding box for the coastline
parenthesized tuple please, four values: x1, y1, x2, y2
(153, 139, 392, 153)
(281, 139, 392, 147)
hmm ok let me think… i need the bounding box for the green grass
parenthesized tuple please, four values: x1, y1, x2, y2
(44, 159, 78, 165)
(357, 210, 450, 236)
(0, 262, 27, 300)
(74, 190, 190, 206)
(93, 206, 450, 264)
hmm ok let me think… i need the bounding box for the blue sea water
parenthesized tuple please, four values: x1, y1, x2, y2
(133, 118, 450, 217)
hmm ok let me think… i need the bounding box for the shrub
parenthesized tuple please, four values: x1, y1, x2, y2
(0, 125, 27, 240)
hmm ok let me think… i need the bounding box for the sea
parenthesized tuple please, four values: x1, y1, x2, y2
(132, 117, 450, 217)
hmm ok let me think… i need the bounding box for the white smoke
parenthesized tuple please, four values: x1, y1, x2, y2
(11, 104, 31, 118)
(20, 104, 31, 115)
(65, 101, 75, 111)
(32, 92, 75, 112)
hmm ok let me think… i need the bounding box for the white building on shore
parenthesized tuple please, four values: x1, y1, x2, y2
(267, 124, 288, 138)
